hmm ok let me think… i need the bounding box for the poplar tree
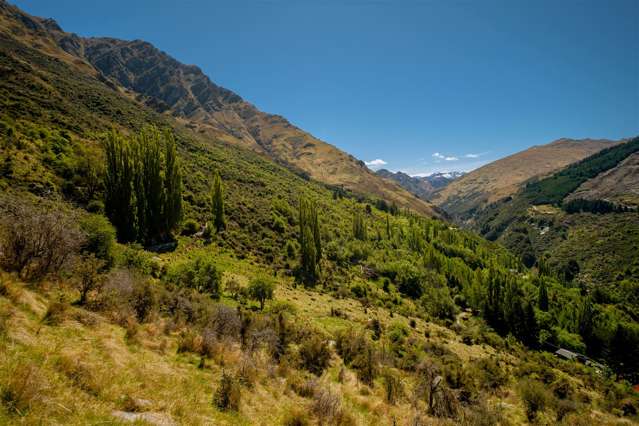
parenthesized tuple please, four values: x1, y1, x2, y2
(104, 131, 137, 242)
(103, 126, 183, 245)
(353, 211, 367, 240)
(164, 130, 182, 233)
(211, 170, 225, 232)
(137, 128, 164, 243)
(298, 197, 321, 285)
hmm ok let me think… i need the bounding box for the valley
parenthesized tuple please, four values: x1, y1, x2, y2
(0, 1, 637, 425)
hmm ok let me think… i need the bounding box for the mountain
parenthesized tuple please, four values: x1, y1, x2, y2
(473, 137, 639, 287)
(376, 169, 464, 200)
(5, 7, 437, 218)
(430, 138, 620, 219)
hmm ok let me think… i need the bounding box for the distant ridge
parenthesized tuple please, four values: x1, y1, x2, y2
(376, 169, 464, 200)
(430, 138, 621, 218)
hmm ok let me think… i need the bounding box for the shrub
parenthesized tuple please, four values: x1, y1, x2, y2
(166, 255, 222, 298)
(86, 199, 104, 214)
(131, 279, 157, 322)
(518, 379, 549, 421)
(420, 285, 457, 320)
(224, 276, 242, 299)
(74, 255, 106, 305)
(474, 357, 508, 391)
(42, 295, 70, 325)
(213, 370, 241, 411)
(80, 214, 116, 266)
(0, 196, 84, 280)
(299, 334, 331, 375)
(181, 219, 199, 236)
(312, 386, 342, 424)
(282, 409, 310, 426)
(382, 368, 403, 404)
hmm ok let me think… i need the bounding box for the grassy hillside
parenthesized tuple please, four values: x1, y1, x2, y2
(430, 138, 620, 218)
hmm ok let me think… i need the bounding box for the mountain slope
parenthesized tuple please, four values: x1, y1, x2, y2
(473, 137, 639, 288)
(8, 6, 437, 217)
(430, 138, 620, 218)
(376, 169, 463, 200)
(565, 152, 639, 207)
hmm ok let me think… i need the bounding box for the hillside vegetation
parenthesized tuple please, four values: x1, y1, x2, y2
(473, 138, 639, 321)
(0, 1, 638, 425)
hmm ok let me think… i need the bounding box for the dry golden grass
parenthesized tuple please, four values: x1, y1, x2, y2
(0, 270, 632, 425)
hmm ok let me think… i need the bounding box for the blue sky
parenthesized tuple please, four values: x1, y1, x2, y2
(14, 0, 639, 175)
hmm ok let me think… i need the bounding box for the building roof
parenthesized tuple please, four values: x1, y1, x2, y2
(555, 348, 579, 360)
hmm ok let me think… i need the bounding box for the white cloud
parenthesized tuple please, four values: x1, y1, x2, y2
(364, 158, 387, 167)
(465, 153, 480, 158)
(433, 152, 458, 161)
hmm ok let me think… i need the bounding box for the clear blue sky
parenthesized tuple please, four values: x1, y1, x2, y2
(14, 0, 639, 175)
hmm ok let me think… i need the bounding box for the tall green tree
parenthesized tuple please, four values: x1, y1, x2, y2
(298, 197, 321, 285)
(211, 170, 225, 232)
(103, 126, 182, 245)
(164, 130, 182, 233)
(353, 210, 367, 241)
(537, 278, 549, 312)
(103, 131, 137, 242)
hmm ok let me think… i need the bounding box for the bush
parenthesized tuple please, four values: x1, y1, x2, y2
(86, 199, 104, 214)
(382, 368, 403, 404)
(74, 254, 106, 305)
(420, 285, 457, 320)
(299, 334, 331, 375)
(213, 370, 241, 411)
(518, 379, 550, 421)
(282, 409, 310, 426)
(312, 386, 342, 424)
(166, 255, 222, 298)
(181, 219, 199, 236)
(0, 196, 84, 280)
(80, 214, 116, 266)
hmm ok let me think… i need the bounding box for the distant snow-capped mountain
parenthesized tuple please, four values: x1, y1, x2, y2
(376, 170, 465, 200)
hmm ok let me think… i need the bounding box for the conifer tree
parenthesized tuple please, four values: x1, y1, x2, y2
(211, 170, 225, 232)
(537, 278, 549, 312)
